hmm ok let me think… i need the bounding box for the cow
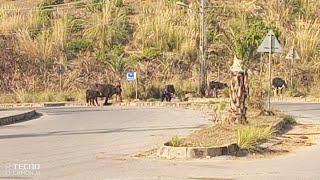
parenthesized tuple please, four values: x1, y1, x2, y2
(161, 84, 175, 102)
(207, 81, 228, 98)
(91, 83, 122, 105)
(272, 77, 287, 96)
(86, 89, 101, 106)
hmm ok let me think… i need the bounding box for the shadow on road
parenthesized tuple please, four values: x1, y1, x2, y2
(0, 124, 206, 140)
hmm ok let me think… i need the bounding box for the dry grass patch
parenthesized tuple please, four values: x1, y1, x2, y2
(170, 110, 281, 148)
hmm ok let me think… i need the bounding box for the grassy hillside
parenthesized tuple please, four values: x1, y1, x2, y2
(0, 0, 319, 103)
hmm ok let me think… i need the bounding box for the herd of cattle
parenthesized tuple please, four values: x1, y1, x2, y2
(86, 78, 288, 106)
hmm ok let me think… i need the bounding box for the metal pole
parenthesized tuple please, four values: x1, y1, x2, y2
(268, 52, 271, 110)
(268, 34, 272, 111)
(135, 74, 138, 100)
(259, 53, 263, 99)
(59, 73, 62, 93)
(290, 48, 295, 88)
(199, 0, 206, 96)
(290, 58, 293, 86)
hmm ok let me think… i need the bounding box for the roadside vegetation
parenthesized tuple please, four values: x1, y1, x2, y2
(1, 0, 320, 103)
(167, 110, 280, 148)
(166, 111, 297, 152)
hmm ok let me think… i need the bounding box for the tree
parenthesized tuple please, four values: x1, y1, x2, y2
(227, 57, 249, 124)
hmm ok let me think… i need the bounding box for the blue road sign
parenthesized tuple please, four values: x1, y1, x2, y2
(126, 71, 137, 81)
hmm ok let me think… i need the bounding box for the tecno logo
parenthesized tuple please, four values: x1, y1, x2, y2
(13, 164, 40, 170)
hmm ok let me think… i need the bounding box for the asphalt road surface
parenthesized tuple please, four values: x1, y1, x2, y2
(0, 103, 319, 180)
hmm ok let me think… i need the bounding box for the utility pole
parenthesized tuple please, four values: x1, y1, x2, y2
(176, 0, 207, 96)
(199, 0, 207, 96)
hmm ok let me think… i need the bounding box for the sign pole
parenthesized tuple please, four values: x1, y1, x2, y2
(290, 48, 295, 88)
(135, 73, 138, 100)
(257, 30, 283, 112)
(267, 32, 273, 111)
(59, 72, 62, 93)
(285, 46, 300, 89)
(268, 49, 272, 110)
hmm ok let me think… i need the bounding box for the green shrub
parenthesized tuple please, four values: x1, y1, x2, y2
(142, 47, 161, 59)
(166, 135, 182, 147)
(219, 100, 228, 111)
(36, 10, 53, 27)
(282, 115, 296, 124)
(237, 126, 272, 149)
(66, 39, 92, 59)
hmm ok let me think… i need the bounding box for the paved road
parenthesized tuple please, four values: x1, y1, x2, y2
(0, 103, 319, 180)
(0, 106, 209, 179)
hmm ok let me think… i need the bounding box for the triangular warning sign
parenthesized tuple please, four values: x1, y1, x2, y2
(285, 46, 300, 60)
(257, 30, 283, 53)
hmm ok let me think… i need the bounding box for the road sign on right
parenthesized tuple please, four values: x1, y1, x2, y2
(257, 30, 283, 53)
(285, 46, 300, 60)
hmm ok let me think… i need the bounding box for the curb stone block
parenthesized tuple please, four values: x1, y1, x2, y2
(157, 146, 187, 159)
(0, 110, 37, 126)
(187, 147, 208, 158)
(159, 143, 240, 159)
(207, 147, 223, 157)
(227, 143, 239, 154)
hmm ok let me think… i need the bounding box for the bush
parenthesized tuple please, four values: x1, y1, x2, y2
(237, 126, 272, 149)
(282, 115, 296, 124)
(36, 10, 53, 27)
(142, 47, 161, 59)
(166, 135, 182, 147)
(66, 39, 92, 59)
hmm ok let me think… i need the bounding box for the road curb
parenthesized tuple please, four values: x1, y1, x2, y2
(157, 143, 239, 159)
(157, 118, 291, 159)
(0, 102, 88, 109)
(271, 97, 320, 103)
(0, 110, 38, 126)
(115, 102, 217, 111)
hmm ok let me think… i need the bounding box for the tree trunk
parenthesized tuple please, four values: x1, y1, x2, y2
(227, 71, 248, 124)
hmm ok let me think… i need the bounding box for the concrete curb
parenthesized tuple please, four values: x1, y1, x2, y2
(157, 118, 292, 159)
(0, 97, 319, 109)
(0, 102, 88, 109)
(0, 110, 38, 126)
(157, 143, 239, 159)
(271, 97, 320, 103)
(114, 102, 217, 111)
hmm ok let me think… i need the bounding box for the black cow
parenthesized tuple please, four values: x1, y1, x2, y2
(207, 81, 228, 98)
(91, 84, 122, 105)
(272, 77, 287, 96)
(86, 89, 101, 106)
(161, 85, 175, 102)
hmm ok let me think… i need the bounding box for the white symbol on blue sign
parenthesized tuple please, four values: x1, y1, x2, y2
(126, 71, 137, 81)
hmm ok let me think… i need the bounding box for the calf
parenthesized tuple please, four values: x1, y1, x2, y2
(207, 81, 228, 98)
(161, 84, 175, 102)
(272, 77, 287, 96)
(86, 89, 101, 106)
